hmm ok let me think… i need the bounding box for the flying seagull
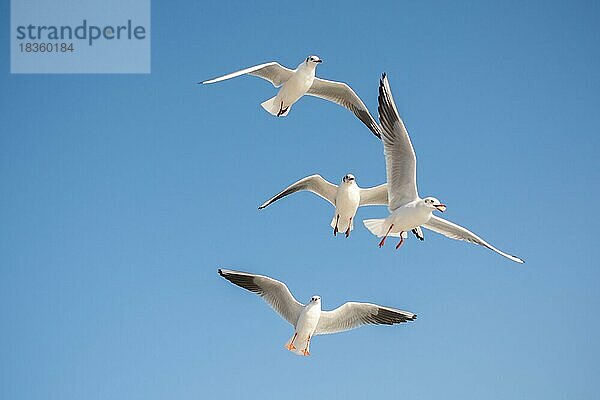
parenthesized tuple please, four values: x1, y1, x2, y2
(218, 268, 416, 356)
(259, 173, 386, 237)
(258, 173, 425, 239)
(201, 55, 382, 138)
(363, 74, 524, 264)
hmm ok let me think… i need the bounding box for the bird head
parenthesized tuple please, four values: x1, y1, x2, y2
(423, 197, 446, 212)
(305, 55, 323, 65)
(342, 173, 356, 184)
(309, 295, 321, 304)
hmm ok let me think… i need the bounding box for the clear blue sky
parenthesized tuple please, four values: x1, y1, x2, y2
(1, 1, 599, 399)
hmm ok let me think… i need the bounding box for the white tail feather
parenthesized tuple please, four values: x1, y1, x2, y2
(363, 219, 402, 238)
(261, 96, 278, 115)
(363, 219, 386, 237)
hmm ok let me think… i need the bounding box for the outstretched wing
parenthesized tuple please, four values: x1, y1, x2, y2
(218, 269, 304, 326)
(314, 302, 416, 335)
(422, 215, 524, 263)
(258, 174, 338, 209)
(202, 62, 294, 88)
(307, 78, 382, 139)
(378, 74, 419, 210)
(358, 184, 388, 206)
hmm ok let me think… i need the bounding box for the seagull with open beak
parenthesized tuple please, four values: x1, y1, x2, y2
(363, 74, 524, 263)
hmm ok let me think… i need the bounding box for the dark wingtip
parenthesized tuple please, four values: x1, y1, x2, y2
(218, 268, 225, 276)
(378, 73, 389, 97)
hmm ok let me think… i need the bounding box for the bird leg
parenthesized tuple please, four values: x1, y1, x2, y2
(277, 101, 289, 117)
(345, 217, 352, 238)
(302, 335, 311, 356)
(378, 224, 394, 248)
(395, 233, 405, 249)
(333, 215, 340, 236)
(412, 228, 424, 241)
(286, 332, 298, 351)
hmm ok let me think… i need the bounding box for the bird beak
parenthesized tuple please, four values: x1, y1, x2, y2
(315, 59, 322, 63)
(435, 204, 447, 212)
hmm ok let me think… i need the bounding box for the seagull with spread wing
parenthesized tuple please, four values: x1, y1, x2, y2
(363, 74, 524, 263)
(218, 268, 416, 356)
(259, 173, 401, 237)
(201, 55, 381, 138)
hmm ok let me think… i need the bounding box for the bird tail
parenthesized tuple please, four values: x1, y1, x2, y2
(363, 219, 402, 238)
(261, 96, 290, 116)
(284, 333, 309, 356)
(363, 219, 386, 237)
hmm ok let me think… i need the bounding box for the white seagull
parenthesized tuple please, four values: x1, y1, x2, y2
(259, 173, 387, 237)
(259, 173, 425, 239)
(363, 74, 524, 264)
(201, 55, 382, 138)
(218, 268, 416, 356)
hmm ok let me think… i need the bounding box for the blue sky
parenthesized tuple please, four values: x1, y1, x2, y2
(1, 1, 599, 399)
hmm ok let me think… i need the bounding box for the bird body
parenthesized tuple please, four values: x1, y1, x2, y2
(329, 178, 361, 233)
(261, 60, 317, 116)
(285, 298, 321, 356)
(365, 199, 434, 238)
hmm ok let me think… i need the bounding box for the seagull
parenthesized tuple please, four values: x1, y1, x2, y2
(259, 174, 425, 240)
(259, 173, 424, 238)
(201, 55, 381, 138)
(218, 268, 416, 356)
(363, 74, 524, 264)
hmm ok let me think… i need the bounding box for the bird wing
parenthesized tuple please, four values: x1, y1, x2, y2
(306, 77, 382, 139)
(218, 269, 304, 326)
(358, 184, 388, 206)
(377, 74, 419, 211)
(201, 62, 294, 87)
(314, 302, 416, 335)
(258, 174, 338, 209)
(422, 215, 524, 263)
